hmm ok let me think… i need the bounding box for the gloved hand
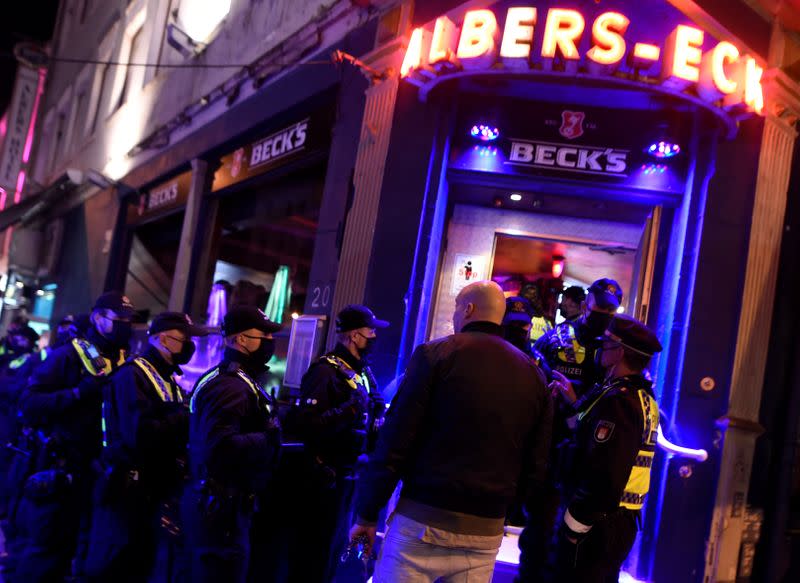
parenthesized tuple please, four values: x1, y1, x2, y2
(76, 375, 105, 402)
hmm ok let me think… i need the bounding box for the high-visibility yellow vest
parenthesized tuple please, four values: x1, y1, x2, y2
(72, 338, 126, 377)
(323, 355, 371, 394)
(133, 357, 182, 403)
(579, 384, 659, 511)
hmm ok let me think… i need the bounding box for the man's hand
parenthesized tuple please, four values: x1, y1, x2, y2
(349, 522, 377, 553)
(549, 370, 577, 404)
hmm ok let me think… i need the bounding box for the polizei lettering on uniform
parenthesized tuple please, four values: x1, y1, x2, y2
(250, 120, 309, 168)
(508, 140, 629, 176)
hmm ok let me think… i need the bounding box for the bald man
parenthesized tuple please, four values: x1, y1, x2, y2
(350, 281, 553, 582)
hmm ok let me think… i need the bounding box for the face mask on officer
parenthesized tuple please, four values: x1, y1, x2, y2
(598, 342, 624, 375)
(7, 335, 32, 354)
(95, 311, 133, 347)
(241, 334, 275, 370)
(354, 329, 377, 357)
(160, 333, 196, 366)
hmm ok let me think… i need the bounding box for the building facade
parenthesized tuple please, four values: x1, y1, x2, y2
(8, 0, 800, 581)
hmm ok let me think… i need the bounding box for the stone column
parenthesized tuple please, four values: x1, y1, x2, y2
(704, 69, 800, 582)
(168, 158, 211, 312)
(328, 73, 400, 341)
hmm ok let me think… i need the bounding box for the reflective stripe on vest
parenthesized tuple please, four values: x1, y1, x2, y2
(133, 357, 181, 403)
(619, 389, 659, 511)
(9, 354, 31, 370)
(72, 338, 126, 377)
(323, 355, 370, 394)
(555, 322, 585, 365)
(189, 368, 272, 415)
(189, 369, 220, 414)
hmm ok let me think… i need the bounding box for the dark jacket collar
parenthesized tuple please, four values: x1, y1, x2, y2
(221, 347, 266, 378)
(87, 326, 124, 359)
(332, 343, 366, 372)
(142, 346, 181, 379)
(460, 321, 504, 337)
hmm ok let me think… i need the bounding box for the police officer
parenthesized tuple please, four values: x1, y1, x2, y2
(0, 325, 40, 516)
(519, 278, 622, 582)
(86, 311, 208, 581)
(292, 304, 388, 582)
(16, 291, 134, 582)
(559, 286, 586, 322)
(549, 315, 661, 582)
(184, 305, 281, 583)
(535, 278, 622, 395)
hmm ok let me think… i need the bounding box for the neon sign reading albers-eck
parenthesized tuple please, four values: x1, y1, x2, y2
(401, 6, 764, 115)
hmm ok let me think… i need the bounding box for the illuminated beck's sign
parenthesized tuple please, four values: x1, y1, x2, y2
(401, 4, 765, 115)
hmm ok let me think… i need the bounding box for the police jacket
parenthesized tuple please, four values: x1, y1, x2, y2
(188, 349, 280, 493)
(565, 374, 659, 530)
(103, 346, 188, 495)
(0, 350, 37, 412)
(355, 321, 554, 524)
(296, 343, 384, 473)
(20, 328, 126, 465)
(534, 320, 604, 396)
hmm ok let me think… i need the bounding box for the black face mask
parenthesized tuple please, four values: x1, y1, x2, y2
(7, 338, 31, 354)
(107, 319, 133, 348)
(357, 334, 377, 357)
(504, 326, 530, 351)
(585, 311, 614, 336)
(171, 340, 196, 366)
(246, 338, 275, 371)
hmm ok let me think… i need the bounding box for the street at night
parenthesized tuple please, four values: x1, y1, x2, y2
(0, 1, 799, 582)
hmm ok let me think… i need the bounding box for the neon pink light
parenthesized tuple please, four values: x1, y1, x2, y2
(0, 186, 7, 210)
(0, 114, 7, 140)
(14, 171, 26, 204)
(22, 69, 46, 163)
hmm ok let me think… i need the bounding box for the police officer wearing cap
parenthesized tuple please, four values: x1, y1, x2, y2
(183, 305, 282, 583)
(0, 325, 40, 517)
(86, 311, 208, 581)
(292, 304, 388, 582)
(519, 279, 623, 582)
(16, 291, 134, 582)
(547, 315, 661, 582)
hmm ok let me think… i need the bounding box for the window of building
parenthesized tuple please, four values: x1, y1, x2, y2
(116, 25, 144, 111)
(125, 210, 184, 318)
(71, 90, 88, 148)
(49, 112, 67, 172)
(89, 62, 110, 134)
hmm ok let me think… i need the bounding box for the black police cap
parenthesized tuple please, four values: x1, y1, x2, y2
(223, 305, 281, 336)
(605, 315, 662, 356)
(149, 312, 209, 337)
(503, 296, 534, 325)
(588, 278, 623, 310)
(335, 305, 389, 333)
(93, 291, 135, 317)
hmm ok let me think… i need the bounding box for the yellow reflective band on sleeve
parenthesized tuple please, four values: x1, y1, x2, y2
(133, 357, 180, 403)
(9, 354, 31, 370)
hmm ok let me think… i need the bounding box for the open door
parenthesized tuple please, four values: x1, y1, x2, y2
(630, 206, 662, 324)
